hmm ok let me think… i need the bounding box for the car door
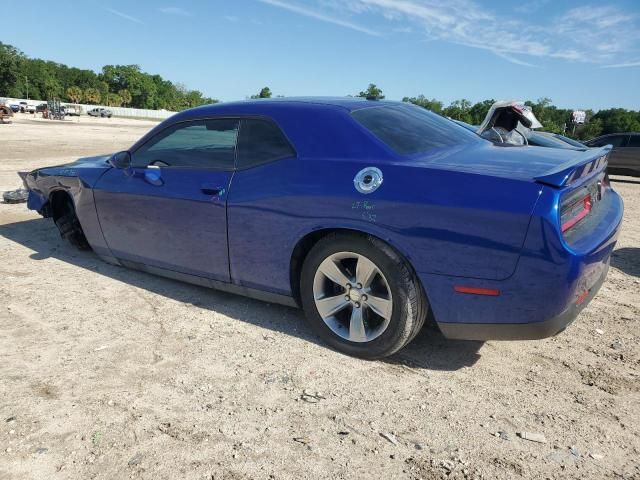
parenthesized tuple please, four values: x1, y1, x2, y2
(619, 134, 640, 174)
(93, 118, 239, 282)
(591, 134, 629, 171)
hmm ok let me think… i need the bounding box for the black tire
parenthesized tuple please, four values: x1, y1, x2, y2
(54, 199, 91, 250)
(300, 233, 428, 359)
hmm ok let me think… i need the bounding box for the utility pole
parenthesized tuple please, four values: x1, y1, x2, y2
(25, 76, 29, 100)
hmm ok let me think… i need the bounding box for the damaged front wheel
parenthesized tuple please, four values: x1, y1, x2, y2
(53, 196, 91, 250)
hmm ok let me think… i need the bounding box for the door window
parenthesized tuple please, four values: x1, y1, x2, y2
(627, 135, 640, 147)
(236, 118, 296, 168)
(591, 135, 628, 148)
(133, 119, 239, 169)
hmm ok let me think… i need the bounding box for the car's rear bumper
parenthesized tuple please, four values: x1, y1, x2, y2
(437, 262, 609, 340)
(418, 187, 623, 342)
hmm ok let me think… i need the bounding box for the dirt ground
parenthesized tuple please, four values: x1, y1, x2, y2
(0, 114, 638, 480)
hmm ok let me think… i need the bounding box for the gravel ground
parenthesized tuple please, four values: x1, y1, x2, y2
(0, 114, 638, 480)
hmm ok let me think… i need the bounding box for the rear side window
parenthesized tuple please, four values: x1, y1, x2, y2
(352, 104, 480, 155)
(529, 133, 572, 148)
(237, 118, 295, 168)
(133, 119, 239, 169)
(627, 135, 640, 147)
(590, 135, 628, 148)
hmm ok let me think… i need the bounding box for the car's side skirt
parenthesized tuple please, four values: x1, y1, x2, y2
(115, 258, 299, 308)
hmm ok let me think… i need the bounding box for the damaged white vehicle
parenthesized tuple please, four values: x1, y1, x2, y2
(477, 101, 544, 145)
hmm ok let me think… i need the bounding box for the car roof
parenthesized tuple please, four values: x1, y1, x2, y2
(179, 96, 397, 118)
(133, 97, 404, 160)
(591, 132, 638, 139)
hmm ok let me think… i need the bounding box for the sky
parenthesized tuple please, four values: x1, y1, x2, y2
(3, 0, 640, 110)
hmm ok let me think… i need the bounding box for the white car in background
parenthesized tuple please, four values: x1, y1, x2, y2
(87, 107, 112, 118)
(19, 101, 36, 113)
(64, 105, 81, 116)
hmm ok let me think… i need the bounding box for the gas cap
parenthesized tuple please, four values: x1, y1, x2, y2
(354, 167, 383, 194)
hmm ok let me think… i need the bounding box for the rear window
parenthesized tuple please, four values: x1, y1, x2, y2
(554, 134, 585, 148)
(529, 132, 574, 149)
(588, 135, 628, 148)
(352, 104, 480, 155)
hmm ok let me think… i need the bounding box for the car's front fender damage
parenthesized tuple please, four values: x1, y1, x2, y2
(23, 156, 114, 260)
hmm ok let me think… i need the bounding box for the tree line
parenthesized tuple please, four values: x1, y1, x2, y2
(1, 44, 638, 138)
(0, 42, 216, 110)
(250, 83, 640, 140)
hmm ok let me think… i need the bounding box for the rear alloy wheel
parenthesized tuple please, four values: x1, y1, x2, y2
(300, 233, 427, 359)
(313, 252, 393, 343)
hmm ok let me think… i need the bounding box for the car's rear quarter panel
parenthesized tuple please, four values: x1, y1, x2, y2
(227, 155, 543, 296)
(425, 169, 623, 331)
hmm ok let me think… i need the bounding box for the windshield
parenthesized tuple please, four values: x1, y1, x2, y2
(528, 132, 576, 149)
(352, 104, 481, 155)
(554, 134, 585, 148)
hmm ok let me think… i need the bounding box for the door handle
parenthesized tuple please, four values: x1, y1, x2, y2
(201, 184, 225, 196)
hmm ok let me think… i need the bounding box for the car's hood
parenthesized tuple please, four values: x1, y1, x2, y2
(27, 154, 113, 188)
(59, 154, 113, 169)
(411, 142, 608, 185)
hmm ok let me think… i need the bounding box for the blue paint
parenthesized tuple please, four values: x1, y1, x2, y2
(23, 98, 624, 337)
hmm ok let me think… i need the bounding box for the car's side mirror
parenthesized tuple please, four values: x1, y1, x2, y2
(108, 151, 131, 169)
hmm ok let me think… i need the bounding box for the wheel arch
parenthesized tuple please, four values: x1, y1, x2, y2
(289, 227, 425, 307)
(48, 189, 76, 222)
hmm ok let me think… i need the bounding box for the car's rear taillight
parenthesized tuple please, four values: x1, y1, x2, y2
(560, 175, 605, 234)
(561, 192, 592, 233)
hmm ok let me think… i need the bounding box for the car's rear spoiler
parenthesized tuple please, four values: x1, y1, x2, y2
(534, 145, 612, 188)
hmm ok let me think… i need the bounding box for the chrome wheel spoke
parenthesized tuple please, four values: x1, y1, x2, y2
(318, 258, 351, 287)
(356, 255, 378, 288)
(348, 307, 367, 342)
(316, 294, 350, 319)
(366, 294, 392, 320)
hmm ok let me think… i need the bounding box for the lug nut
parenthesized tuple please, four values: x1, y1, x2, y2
(344, 295, 350, 301)
(346, 283, 352, 290)
(362, 294, 368, 301)
(356, 283, 363, 289)
(354, 302, 361, 308)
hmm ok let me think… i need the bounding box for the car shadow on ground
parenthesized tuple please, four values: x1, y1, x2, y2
(611, 247, 640, 278)
(0, 217, 483, 371)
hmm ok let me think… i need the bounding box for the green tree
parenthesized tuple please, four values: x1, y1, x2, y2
(251, 87, 272, 99)
(0, 42, 21, 97)
(0, 42, 217, 111)
(592, 108, 640, 135)
(357, 83, 385, 99)
(66, 86, 83, 103)
(118, 89, 132, 107)
(575, 117, 603, 140)
(443, 99, 473, 123)
(524, 98, 572, 134)
(105, 93, 122, 107)
(468, 99, 495, 125)
(402, 95, 443, 114)
(43, 76, 62, 99)
(84, 88, 101, 104)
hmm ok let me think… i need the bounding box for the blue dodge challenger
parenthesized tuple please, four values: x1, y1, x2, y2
(22, 98, 623, 358)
